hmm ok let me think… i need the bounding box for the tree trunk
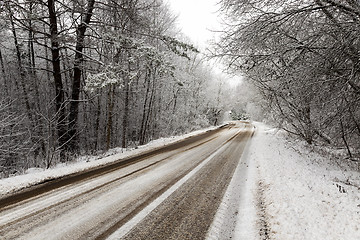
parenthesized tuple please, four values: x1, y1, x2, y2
(27, 3, 46, 158)
(47, 0, 68, 159)
(139, 68, 151, 145)
(68, 0, 96, 152)
(94, 90, 101, 151)
(9, 12, 33, 125)
(0, 49, 8, 95)
(44, 24, 52, 86)
(142, 68, 157, 144)
(303, 103, 313, 145)
(106, 85, 115, 150)
(340, 119, 353, 159)
(122, 75, 130, 148)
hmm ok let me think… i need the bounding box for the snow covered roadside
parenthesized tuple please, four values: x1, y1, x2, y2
(208, 122, 360, 240)
(0, 124, 226, 197)
(251, 122, 360, 240)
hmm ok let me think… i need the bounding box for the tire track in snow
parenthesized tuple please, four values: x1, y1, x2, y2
(257, 180, 272, 240)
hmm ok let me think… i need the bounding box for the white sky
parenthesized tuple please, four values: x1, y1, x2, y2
(167, 0, 243, 88)
(167, 0, 222, 49)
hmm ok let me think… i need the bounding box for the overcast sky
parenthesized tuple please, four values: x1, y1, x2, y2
(167, 0, 222, 49)
(167, 0, 242, 87)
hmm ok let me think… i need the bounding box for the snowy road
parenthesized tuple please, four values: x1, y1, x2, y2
(0, 122, 254, 240)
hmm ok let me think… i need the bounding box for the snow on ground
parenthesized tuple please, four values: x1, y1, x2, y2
(2, 120, 360, 240)
(0, 125, 225, 197)
(249, 122, 360, 240)
(208, 121, 360, 240)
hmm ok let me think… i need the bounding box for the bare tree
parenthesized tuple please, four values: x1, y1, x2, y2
(215, 0, 360, 156)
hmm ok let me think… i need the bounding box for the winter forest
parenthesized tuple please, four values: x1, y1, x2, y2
(0, 0, 238, 177)
(1, 0, 360, 177)
(215, 0, 360, 160)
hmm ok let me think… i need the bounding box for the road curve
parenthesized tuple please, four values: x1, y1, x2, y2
(0, 122, 254, 240)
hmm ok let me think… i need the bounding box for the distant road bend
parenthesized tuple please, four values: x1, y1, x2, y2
(0, 121, 254, 240)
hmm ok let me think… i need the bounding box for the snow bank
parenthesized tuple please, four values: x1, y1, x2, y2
(0, 125, 225, 197)
(252, 122, 360, 240)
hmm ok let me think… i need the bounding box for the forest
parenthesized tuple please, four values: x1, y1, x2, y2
(0, 0, 232, 177)
(215, 0, 360, 161)
(2, 0, 359, 177)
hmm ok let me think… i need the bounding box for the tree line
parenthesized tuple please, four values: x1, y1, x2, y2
(0, 0, 225, 177)
(215, 0, 360, 159)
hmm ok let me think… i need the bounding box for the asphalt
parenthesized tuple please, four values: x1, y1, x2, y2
(0, 122, 253, 240)
(121, 128, 253, 240)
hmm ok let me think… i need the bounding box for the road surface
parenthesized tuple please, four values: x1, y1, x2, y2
(0, 122, 254, 240)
